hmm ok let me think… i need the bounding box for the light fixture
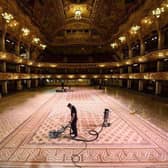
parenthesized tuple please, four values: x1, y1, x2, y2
(110, 42, 118, 49)
(21, 28, 30, 36)
(32, 37, 40, 44)
(40, 44, 47, 50)
(141, 17, 152, 25)
(130, 25, 140, 34)
(99, 64, 105, 67)
(1, 12, 14, 23)
(118, 36, 126, 43)
(9, 20, 18, 27)
(74, 10, 82, 20)
(152, 7, 164, 18)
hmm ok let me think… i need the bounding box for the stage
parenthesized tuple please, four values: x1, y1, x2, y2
(0, 87, 168, 168)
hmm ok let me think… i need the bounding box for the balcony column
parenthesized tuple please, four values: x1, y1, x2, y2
(138, 80, 144, 91)
(27, 80, 31, 89)
(35, 79, 39, 88)
(17, 80, 22, 91)
(15, 40, 21, 56)
(26, 66, 31, 73)
(2, 81, 8, 95)
(128, 43, 133, 58)
(127, 79, 131, 89)
(139, 64, 145, 73)
(0, 24, 7, 51)
(119, 68, 123, 87)
(26, 44, 31, 59)
(156, 19, 164, 50)
(138, 64, 144, 91)
(155, 81, 162, 95)
(128, 66, 132, 73)
(138, 32, 145, 55)
(1, 61, 6, 72)
(157, 60, 163, 72)
(16, 64, 21, 73)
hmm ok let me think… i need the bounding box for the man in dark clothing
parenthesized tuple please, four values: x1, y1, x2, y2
(67, 103, 78, 138)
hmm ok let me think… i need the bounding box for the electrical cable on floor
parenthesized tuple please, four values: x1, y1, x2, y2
(49, 114, 110, 168)
(70, 123, 105, 168)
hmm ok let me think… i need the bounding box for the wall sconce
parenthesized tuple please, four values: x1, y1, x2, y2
(32, 37, 40, 44)
(9, 20, 18, 28)
(40, 44, 47, 50)
(130, 25, 140, 34)
(110, 42, 118, 49)
(141, 17, 152, 25)
(118, 36, 126, 43)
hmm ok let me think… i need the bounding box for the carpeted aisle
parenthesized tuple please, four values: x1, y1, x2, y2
(0, 88, 168, 168)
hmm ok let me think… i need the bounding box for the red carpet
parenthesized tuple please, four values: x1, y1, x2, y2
(0, 88, 168, 168)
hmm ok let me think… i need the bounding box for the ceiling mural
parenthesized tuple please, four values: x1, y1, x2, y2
(16, 0, 145, 63)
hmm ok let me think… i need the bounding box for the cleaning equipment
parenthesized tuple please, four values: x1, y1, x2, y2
(49, 123, 70, 138)
(48, 109, 111, 168)
(103, 108, 111, 127)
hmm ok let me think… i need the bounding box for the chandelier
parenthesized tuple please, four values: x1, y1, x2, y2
(152, 7, 164, 18)
(74, 10, 82, 20)
(1, 12, 14, 23)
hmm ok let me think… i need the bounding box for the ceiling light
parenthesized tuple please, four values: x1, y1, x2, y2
(75, 10, 82, 20)
(110, 42, 118, 49)
(1, 12, 14, 23)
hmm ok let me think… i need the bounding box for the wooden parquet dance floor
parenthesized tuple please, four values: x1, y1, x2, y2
(0, 88, 168, 168)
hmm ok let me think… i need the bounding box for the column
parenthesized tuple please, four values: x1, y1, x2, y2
(26, 66, 30, 73)
(156, 19, 165, 50)
(17, 80, 22, 91)
(140, 38, 145, 55)
(128, 46, 133, 58)
(155, 81, 162, 95)
(139, 64, 145, 73)
(128, 66, 132, 73)
(2, 81, 8, 95)
(27, 80, 31, 89)
(138, 32, 145, 56)
(127, 79, 131, 89)
(128, 66, 132, 89)
(1, 61, 6, 72)
(15, 40, 20, 56)
(157, 60, 163, 72)
(119, 68, 123, 87)
(158, 29, 165, 50)
(138, 80, 144, 91)
(139, 64, 144, 91)
(0, 23, 7, 51)
(1, 31, 6, 51)
(35, 79, 39, 88)
(26, 45, 31, 59)
(16, 65, 21, 73)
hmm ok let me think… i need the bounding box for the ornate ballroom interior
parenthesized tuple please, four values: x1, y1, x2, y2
(0, 0, 168, 168)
